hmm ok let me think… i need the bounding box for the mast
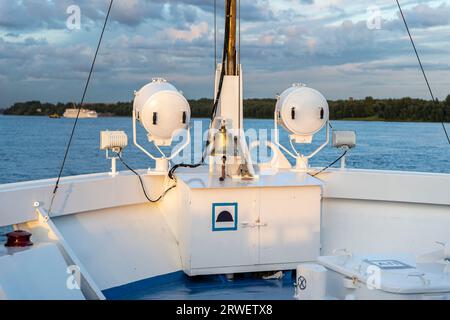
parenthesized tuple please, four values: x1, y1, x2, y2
(208, 0, 255, 180)
(225, 0, 237, 75)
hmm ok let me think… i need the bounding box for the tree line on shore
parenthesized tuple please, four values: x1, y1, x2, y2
(2, 95, 450, 122)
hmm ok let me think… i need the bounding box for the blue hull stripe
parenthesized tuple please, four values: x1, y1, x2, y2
(103, 270, 295, 300)
(103, 271, 186, 300)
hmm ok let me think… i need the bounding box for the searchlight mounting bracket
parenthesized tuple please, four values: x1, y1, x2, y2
(132, 78, 192, 174)
(274, 118, 330, 171)
(132, 108, 191, 173)
(273, 84, 331, 172)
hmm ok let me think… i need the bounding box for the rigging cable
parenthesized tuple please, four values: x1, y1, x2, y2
(214, 0, 217, 68)
(395, 0, 450, 144)
(47, 0, 114, 215)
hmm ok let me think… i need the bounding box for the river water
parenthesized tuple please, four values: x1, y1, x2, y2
(0, 115, 449, 185)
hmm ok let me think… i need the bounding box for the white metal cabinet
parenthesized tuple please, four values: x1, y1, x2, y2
(177, 171, 323, 275)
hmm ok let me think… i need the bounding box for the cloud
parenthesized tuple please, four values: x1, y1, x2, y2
(0, 0, 274, 30)
(1, 0, 450, 108)
(167, 22, 209, 42)
(403, 3, 450, 28)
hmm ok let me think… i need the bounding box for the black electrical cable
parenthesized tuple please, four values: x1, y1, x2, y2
(168, 0, 233, 180)
(309, 150, 348, 177)
(116, 153, 176, 203)
(47, 0, 114, 214)
(395, 0, 450, 144)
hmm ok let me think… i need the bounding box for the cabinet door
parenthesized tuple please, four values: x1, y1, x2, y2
(259, 187, 321, 265)
(189, 188, 259, 269)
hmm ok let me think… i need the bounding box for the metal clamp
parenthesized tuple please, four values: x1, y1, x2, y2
(333, 248, 353, 265)
(407, 273, 429, 286)
(333, 248, 352, 258)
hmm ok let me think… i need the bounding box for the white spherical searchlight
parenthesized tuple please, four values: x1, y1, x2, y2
(274, 83, 330, 171)
(133, 78, 191, 172)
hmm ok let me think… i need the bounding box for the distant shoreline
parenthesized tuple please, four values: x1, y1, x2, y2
(2, 96, 450, 123)
(0, 113, 445, 124)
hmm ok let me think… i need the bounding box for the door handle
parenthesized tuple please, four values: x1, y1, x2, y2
(239, 222, 268, 228)
(255, 222, 268, 227)
(240, 221, 252, 228)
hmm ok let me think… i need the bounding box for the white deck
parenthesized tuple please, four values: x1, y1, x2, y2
(0, 168, 449, 299)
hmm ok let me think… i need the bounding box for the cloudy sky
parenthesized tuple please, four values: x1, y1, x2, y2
(0, 0, 449, 107)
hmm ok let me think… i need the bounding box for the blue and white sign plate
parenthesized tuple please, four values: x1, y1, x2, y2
(212, 203, 238, 231)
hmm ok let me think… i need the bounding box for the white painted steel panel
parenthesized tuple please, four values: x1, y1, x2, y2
(1, 168, 447, 228)
(322, 198, 450, 256)
(259, 187, 321, 264)
(0, 244, 85, 300)
(320, 169, 450, 206)
(188, 188, 259, 270)
(0, 171, 167, 227)
(51, 203, 182, 290)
